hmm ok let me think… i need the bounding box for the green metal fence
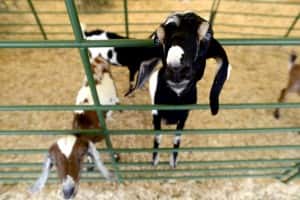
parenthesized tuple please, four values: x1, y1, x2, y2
(1, 0, 300, 184)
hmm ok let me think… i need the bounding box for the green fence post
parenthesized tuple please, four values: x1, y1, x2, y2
(209, 0, 221, 25)
(64, 0, 122, 182)
(123, 0, 129, 37)
(285, 12, 300, 37)
(27, 0, 47, 40)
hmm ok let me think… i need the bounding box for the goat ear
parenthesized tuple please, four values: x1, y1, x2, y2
(29, 153, 52, 194)
(88, 141, 113, 180)
(209, 38, 229, 115)
(125, 58, 160, 97)
(197, 21, 209, 41)
(152, 26, 165, 45)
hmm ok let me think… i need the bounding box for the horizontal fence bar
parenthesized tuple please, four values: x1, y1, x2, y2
(1, 102, 300, 112)
(222, 0, 300, 5)
(0, 166, 291, 178)
(0, 127, 300, 136)
(0, 38, 299, 48)
(1, 145, 300, 155)
(0, 173, 282, 183)
(1, 158, 299, 168)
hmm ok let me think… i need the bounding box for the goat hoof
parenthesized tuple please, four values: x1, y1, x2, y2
(124, 88, 135, 97)
(152, 155, 159, 166)
(273, 111, 280, 119)
(113, 152, 121, 162)
(169, 156, 177, 168)
(87, 166, 95, 172)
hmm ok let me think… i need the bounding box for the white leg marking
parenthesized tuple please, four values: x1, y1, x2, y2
(88, 141, 113, 180)
(57, 136, 77, 159)
(29, 154, 52, 193)
(149, 70, 159, 115)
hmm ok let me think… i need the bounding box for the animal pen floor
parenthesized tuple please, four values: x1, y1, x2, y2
(1, 0, 300, 199)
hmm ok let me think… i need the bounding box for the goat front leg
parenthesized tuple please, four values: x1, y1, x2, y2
(274, 88, 288, 119)
(152, 114, 161, 166)
(124, 67, 136, 97)
(170, 115, 187, 168)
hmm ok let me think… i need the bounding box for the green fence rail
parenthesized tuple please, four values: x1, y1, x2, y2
(0, 0, 299, 39)
(0, 0, 300, 185)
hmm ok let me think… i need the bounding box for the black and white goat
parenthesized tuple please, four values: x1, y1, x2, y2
(274, 52, 300, 119)
(135, 12, 230, 167)
(82, 25, 162, 96)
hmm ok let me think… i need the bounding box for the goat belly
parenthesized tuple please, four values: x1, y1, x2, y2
(160, 110, 190, 125)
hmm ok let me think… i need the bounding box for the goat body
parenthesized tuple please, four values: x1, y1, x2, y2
(136, 12, 230, 167)
(30, 135, 112, 200)
(274, 52, 300, 119)
(83, 29, 162, 96)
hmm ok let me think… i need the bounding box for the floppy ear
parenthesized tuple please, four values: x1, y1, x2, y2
(151, 26, 165, 45)
(125, 58, 160, 96)
(208, 38, 229, 115)
(88, 141, 113, 180)
(29, 153, 53, 194)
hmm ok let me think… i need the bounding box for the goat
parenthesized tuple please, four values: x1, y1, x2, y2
(82, 25, 162, 96)
(74, 55, 121, 166)
(134, 12, 230, 168)
(274, 52, 300, 119)
(30, 55, 120, 199)
(29, 135, 113, 200)
(75, 55, 120, 118)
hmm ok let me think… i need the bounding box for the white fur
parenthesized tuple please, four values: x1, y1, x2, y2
(166, 46, 184, 67)
(227, 64, 232, 80)
(57, 136, 77, 159)
(173, 135, 181, 145)
(167, 80, 190, 96)
(75, 73, 119, 114)
(165, 15, 180, 26)
(86, 33, 119, 65)
(149, 70, 159, 115)
(215, 58, 231, 80)
(155, 135, 162, 144)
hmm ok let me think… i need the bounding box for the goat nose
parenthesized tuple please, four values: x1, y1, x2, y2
(63, 187, 75, 200)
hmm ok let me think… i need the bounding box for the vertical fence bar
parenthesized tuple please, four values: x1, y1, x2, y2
(209, 0, 221, 25)
(284, 12, 300, 37)
(123, 0, 129, 37)
(64, 0, 122, 182)
(27, 0, 47, 40)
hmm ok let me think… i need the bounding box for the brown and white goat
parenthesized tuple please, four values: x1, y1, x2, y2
(30, 56, 120, 199)
(29, 135, 113, 200)
(274, 52, 300, 119)
(75, 55, 120, 116)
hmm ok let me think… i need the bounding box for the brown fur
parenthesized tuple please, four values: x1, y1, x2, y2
(72, 111, 105, 143)
(49, 139, 89, 184)
(274, 52, 300, 119)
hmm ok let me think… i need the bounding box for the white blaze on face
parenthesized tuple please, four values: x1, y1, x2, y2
(149, 70, 159, 115)
(57, 136, 77, 159)
(166, 46, 184, 67)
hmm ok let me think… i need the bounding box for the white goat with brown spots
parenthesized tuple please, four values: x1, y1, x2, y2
(274, 52, 300, 119)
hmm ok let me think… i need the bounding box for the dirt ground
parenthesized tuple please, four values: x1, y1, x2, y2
(1, 0, 300, 199)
